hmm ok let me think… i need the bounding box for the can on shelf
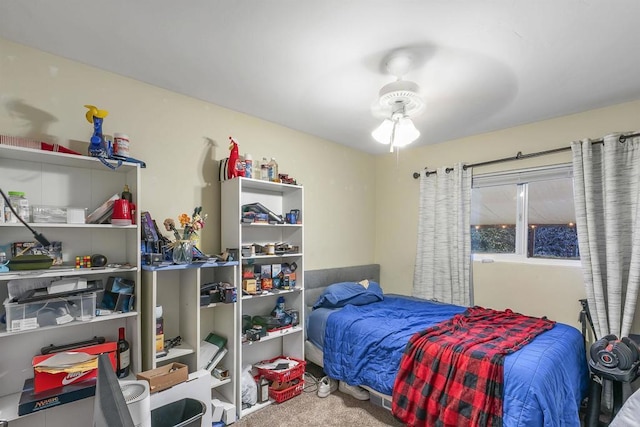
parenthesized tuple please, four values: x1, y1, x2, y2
(113, 133, 130, 157)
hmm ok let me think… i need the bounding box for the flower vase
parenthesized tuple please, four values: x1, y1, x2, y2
(172, 240, 194, 264)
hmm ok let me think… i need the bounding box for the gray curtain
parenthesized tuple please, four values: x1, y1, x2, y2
(571, 133, 640, 339)
(413, 163, 472, 306)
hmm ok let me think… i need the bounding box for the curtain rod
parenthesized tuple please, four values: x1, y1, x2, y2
(412, 132, 640, 179)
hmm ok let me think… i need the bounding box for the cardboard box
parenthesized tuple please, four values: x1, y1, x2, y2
(32, 341, 117, 393)
(137, 362, 188, 393)
(18, 376, 96, 416)
(242, 278, 256, 294)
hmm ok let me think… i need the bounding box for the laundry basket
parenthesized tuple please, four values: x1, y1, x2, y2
(151, 398, 206, 427)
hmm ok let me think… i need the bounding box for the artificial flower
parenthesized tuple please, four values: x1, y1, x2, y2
(164, 207, 207, 241)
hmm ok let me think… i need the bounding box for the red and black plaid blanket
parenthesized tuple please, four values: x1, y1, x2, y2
(391, 306, 555, 427)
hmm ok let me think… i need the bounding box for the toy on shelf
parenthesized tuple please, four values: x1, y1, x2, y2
(227, 136, 244, 179)
(84, 105, 111, 158)
(75, 255, 92, 269)
(83, 105, 147, 169)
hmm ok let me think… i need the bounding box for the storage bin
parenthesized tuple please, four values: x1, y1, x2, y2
(150, 398, 206, 427)
(3, 292, 96, 332)
(255, 356, 306, 383)
(31, 205, 67, 223)
(269, 377, 304, 403)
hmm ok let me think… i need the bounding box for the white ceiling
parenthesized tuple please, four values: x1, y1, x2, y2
(2, 1, 640, 155)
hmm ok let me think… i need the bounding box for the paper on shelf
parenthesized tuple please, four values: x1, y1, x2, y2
(33, 351, 98, 374)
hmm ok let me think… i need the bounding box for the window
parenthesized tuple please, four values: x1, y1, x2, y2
(470, 164, 579, 260)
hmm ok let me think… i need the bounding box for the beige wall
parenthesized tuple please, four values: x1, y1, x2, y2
(376, 99, 640, 330)
(0, 38, 376, 270)
(3, 37, 640, 332)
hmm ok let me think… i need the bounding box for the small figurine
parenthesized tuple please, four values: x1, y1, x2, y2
(84, 105, 111, 158)
(228, 136, 244, 179)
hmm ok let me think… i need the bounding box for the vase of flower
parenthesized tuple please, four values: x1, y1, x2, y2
(164, 207, 207, 265)
(172, 240, 194, 264)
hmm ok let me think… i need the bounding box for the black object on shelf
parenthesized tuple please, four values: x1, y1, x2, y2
(41, 336, 106, 355)
(242, 202, 284, 224)
(12, 282, 102, 304)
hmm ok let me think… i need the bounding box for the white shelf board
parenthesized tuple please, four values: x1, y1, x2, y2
(242, 253, 302, 260)
(0, 266, 137, 281)
(241, 223, 302, 228)
(211, 376, 231, 389)
(0, 390, 22, 422)
(0, 144, 138, 172)
(240, 398, 272, 417)
(241, 288, 303, 300)
(0, 311, 138, 338)
(155, 343, 195, 363)
(238, 177, 302, 193)
(0, 222, 137, 229)
(242, 326, 303, 346)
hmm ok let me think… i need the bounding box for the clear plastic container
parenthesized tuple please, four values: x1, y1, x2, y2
(8, 191, 29, 223)
(4, 292, 97, 332)
(268, 158, 278, 182)
(260, 157, 269, 181)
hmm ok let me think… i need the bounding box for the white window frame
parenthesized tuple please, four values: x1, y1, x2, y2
(471, 163, 580, 267)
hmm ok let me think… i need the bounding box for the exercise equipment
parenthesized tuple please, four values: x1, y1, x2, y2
(585, 335, 640, 426)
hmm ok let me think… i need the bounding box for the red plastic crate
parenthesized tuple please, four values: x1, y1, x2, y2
(269, 377, 304, 403)
(255, 356, 306, 383)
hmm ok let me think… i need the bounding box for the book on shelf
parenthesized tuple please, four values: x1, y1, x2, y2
(206, 347, 228, 372)
(199, 332, 227, 371)
(85, 193, 119, 224)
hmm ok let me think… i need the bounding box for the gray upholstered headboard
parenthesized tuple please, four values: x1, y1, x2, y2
(304, 264, 380, 318)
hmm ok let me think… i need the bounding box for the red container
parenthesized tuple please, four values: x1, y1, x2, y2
(255, 356, 306, 383)
(269, 377, 304, 403)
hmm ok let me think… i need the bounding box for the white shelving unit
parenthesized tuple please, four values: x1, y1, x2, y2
(0, 144, 141, 424)
(221, 177, 304, 418)
(140, 261, 238, 413)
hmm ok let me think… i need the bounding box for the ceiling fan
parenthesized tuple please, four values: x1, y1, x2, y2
(371, 53, 425, 152)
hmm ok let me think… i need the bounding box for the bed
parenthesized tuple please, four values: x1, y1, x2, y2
(304, 264, 589, 426)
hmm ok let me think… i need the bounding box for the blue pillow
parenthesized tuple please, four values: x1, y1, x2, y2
(312, 280, 383, 309)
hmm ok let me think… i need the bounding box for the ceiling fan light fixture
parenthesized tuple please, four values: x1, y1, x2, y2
(372, 119, 395, 144)
(371, 111, 420, 148)
(393, 116, 420, 147)
(371, 52, 425, 152)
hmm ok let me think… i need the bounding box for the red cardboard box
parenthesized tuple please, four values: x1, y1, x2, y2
(32, 341, 117, 393)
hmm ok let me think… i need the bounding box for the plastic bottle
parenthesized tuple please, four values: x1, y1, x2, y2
(268, 158, 278, 182)
(116, 327, 130, 378)
(260, 157, 269, 181)
(121, 185, 136, 224)
(244, 153, 253, 179)
(8, 191, 29, 223)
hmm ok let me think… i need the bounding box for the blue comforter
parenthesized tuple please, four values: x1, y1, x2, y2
(319, 295, 589, 426)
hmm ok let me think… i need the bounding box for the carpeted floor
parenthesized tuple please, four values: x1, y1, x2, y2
(234, 373, 403, 427)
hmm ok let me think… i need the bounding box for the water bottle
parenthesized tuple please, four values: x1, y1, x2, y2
(268, 158, 278, 182)
(8, 191, 29, 223)
(244, 153, 253, 179)
(261, 157, 269, 181)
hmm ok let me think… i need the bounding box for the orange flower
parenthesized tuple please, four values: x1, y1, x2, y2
(178, 213, 190, 228)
